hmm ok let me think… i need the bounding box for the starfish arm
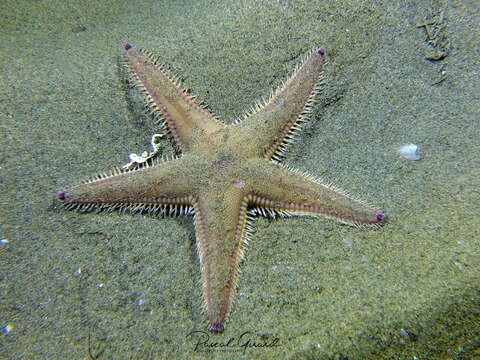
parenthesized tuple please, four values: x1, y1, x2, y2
(56, 156, 197, 215)
(192, 186, 252, 333)
(245, 161, 385, 226)
(124, 44, 224, 151)
(236, 48, 326, 161)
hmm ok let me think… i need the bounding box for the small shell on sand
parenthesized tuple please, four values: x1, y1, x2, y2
(399, 144, 421, 160)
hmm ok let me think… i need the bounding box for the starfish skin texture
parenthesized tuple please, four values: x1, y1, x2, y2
(56, 44, 386, 333)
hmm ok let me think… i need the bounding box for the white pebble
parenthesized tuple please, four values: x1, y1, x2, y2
(399, 144, 421, 160)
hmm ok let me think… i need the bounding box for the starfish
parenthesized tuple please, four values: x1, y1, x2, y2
(56, 44, 386, 333)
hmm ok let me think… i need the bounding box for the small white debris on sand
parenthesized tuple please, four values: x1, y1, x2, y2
(399, 144, 421, 160)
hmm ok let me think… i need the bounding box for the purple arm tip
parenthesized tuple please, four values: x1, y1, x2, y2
(208, 322, 224, 333)
(317, 48, 326, 56)
(56, 191, 66, 201)
(377, 213, 386, 222)
(124, 43, 132, 51)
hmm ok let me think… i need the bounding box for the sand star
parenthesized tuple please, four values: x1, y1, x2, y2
(56, 44, 385, 333)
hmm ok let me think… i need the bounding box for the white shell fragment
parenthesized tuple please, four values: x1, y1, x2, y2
(122, 133, 165, 170)
(399, 144, 421, 160)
